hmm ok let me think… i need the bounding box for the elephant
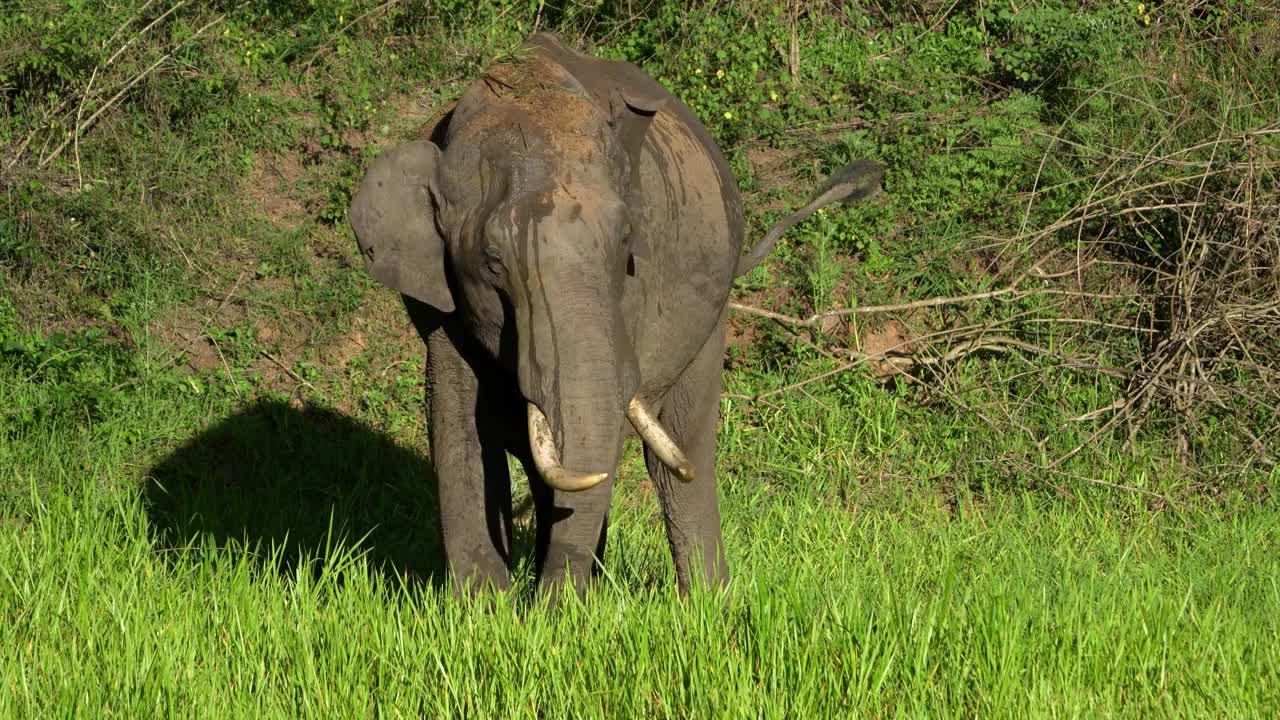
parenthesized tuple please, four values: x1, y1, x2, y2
(349, 32, 882, 598)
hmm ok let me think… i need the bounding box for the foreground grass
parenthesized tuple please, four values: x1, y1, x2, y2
(2, 392, 1277, 717)
(4, 477, 1277, 717)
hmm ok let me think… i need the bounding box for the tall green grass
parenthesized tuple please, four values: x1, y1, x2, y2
(4, 468, 1277, 717)
(2, 381, 1277, 716)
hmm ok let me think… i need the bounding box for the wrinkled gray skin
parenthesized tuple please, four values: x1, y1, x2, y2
(349, 32, 880, 598)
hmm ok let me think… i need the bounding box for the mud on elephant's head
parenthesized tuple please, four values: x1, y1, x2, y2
(349, 38, 682, 492)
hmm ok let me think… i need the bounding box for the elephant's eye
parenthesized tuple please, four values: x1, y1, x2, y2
(482, 247, 505, 278)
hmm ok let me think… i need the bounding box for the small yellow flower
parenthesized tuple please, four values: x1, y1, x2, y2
(338, 14, 343, 23)
(770, 90, 779, 102)
(695, 68, 702, 75)
(701, 84, 707, 90)
(817, 208, 826, 215)
(723, 111, 734, 120)
(1137, 2, 1145, 13)
(1144, 13, 1151, 24)
(716, 69, 725, 79)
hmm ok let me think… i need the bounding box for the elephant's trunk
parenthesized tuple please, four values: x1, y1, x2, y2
(516, 301, 692, 492)
(511, 196, 691, 492)
(518, 299, 633, 492)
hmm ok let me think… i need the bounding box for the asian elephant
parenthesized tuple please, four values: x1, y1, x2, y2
(349, 32, 882, 598)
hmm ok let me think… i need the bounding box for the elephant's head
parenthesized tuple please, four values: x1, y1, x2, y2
(348, 40, 691, 492)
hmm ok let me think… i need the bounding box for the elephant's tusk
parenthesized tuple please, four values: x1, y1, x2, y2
(526, 403, 610, 492)
(627, 398, 695, 483)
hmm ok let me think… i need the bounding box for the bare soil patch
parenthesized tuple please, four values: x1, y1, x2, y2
(244, 152, 309, 226)
(745, 145, 804, 209)
(856, 319, 919, 378)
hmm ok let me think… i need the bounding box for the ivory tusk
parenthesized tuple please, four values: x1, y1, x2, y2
(526, 403, 610, 492)
(627, 398, 695, 483)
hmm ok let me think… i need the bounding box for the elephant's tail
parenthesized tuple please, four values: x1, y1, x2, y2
(733, 159, 884, 278)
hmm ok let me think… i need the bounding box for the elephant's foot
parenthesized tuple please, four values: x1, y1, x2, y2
(446, 552, 513, 599)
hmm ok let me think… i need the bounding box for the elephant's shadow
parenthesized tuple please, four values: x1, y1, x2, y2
(147, 400, 491, 587)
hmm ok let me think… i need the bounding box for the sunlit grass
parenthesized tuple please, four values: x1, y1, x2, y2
(2, 382, 1277, 717)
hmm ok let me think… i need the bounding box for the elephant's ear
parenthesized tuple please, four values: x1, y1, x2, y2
(349, 140, 455, 313)
(609, 88, 665, 263)
(609, 87, 666, 176)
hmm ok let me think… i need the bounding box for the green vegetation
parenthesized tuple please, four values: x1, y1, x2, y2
(2, 0, 1277, 715)
(6, 463, 1278, 716)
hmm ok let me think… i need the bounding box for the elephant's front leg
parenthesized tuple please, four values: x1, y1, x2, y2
(645, 310, 730, 594)
(425, 325, 514, 594)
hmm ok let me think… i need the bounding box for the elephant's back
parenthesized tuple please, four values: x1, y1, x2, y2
(636, 108, 742, 296)
(526, 34, 743, 244)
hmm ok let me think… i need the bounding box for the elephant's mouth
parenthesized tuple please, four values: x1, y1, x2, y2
(526, 399, 694, 492)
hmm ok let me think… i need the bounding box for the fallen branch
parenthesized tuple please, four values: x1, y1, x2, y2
(727, 288, 1020, 327)
(723, 358, 866, 403)
(721, 331, 1045, 402)
(728, 259, 1111, 330)
(259, 348, 317, 392)
(74, 1, 188, 186)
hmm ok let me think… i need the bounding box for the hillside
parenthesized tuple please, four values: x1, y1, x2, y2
(2, 1, 1278, 715)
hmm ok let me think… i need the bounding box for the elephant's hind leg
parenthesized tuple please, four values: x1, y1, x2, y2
(645, 310, 730, 594)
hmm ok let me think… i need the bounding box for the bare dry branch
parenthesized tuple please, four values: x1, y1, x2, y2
(40, 12, 228, 169)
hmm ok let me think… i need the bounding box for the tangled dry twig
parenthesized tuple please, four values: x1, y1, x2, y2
(729, 112, 1278, 479)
